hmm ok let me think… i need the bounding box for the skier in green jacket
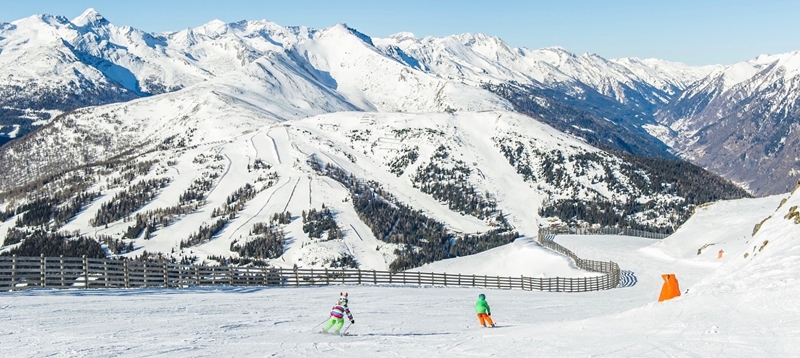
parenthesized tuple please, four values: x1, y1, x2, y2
(475, 293, 495, 327)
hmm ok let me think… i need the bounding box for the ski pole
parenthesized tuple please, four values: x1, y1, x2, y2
(312, 318, 330, 331)
(342, 323, 353, 335)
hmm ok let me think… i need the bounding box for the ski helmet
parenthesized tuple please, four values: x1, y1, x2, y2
(478, 293, 486, 299)
(339, 292, 349, 305)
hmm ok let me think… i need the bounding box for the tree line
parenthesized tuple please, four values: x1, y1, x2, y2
(180, 182, 265, 249)
(90, 178, 171, 227)
(1, 228, 106, 258)
(410, 145, 498, 220)
(229, 212, 290, 260)
(302, 206, 343, 240)
(313, 158, 517, 271)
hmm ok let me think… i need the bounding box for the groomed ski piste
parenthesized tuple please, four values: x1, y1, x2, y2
(2, 190, 799, 357)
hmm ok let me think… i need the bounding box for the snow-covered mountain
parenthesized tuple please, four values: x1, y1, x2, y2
(3, 8, 797, 196)
(0, 8, 713, 144)
(654, 51, 800, 195)
(372, 32, 724, 160)
(374, 33, 714, 103)
(0, 76, 747, 271)
(0, 9, 756, 269)
(0, 9, 508, 143)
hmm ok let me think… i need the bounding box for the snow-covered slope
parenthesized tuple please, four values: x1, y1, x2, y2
(1, 89, 733, 271)
(410, 237, 600, 278)
(2, 190, 797, 357)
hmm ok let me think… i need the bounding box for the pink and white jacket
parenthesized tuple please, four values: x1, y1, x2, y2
(330, 304, 353, 321)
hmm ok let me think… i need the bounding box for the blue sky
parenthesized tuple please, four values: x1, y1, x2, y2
(1, 0, 799, 65)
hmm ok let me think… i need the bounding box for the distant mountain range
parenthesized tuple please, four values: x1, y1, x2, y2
(0, 9, 782, 269)
(2, 9, 796, 195)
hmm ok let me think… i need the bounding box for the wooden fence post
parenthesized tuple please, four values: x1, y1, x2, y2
(341, 268, 345, 284)
(358, 269, 362, 284)
(458, 273, 462, 286)
(11, 255, 17, 289)
(521, 275, 525, 290)
(262, 266, 268, 286)
(294, 267, 299, 286)
(557, 277, 561, 292)
(325, 268, 330, 284)
(177, 264, 182, 288)
(164, 262, 169, 288)
(103, 260, 109, 288)
(195, 266, 200, 286)
(211, 266, 216, 286)
(83, 255, 89, 289)
(40, 254, 45, 288)
(124, 259, 130, 288)
(60, 255, 66, 288)
(229, 266, 234, 286)
(373, 270, 377, 285)
(143, 262, 148, 287)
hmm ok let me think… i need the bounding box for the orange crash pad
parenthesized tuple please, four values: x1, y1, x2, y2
(658, 274, 681, 302)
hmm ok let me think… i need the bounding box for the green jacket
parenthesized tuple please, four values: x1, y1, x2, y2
(475, 298, 491, 314)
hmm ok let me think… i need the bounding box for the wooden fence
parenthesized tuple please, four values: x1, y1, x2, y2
(537, 231, 620, 287)
(0, 226, 664, 292)
(0, 253, 619, 293)
(540, 227, 669, 239)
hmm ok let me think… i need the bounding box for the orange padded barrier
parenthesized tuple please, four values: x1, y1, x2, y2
(658, 274, 681, 302)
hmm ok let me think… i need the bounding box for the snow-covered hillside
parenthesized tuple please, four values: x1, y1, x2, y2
(1, 98, 740, 271)
(1, 190, 796, 357)
(0, 8, 756, 273)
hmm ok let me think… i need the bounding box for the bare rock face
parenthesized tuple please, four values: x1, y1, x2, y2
(658, 56, 800, 195)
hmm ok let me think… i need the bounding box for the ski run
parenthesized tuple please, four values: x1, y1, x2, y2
(2, 191, 799, 357)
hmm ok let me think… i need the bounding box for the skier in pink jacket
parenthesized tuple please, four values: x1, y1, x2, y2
(322, 292, 354, 334)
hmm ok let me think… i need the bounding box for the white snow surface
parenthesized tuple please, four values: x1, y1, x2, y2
(2, 189, 797, 357)
(410, 237, 600, 279)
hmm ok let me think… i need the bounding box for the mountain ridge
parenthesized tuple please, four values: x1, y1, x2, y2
(0, 8, 783, 269)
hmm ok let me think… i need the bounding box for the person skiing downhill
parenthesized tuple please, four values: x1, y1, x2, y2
(322, 292, 354, 334)
(475, 293, 495, 327)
